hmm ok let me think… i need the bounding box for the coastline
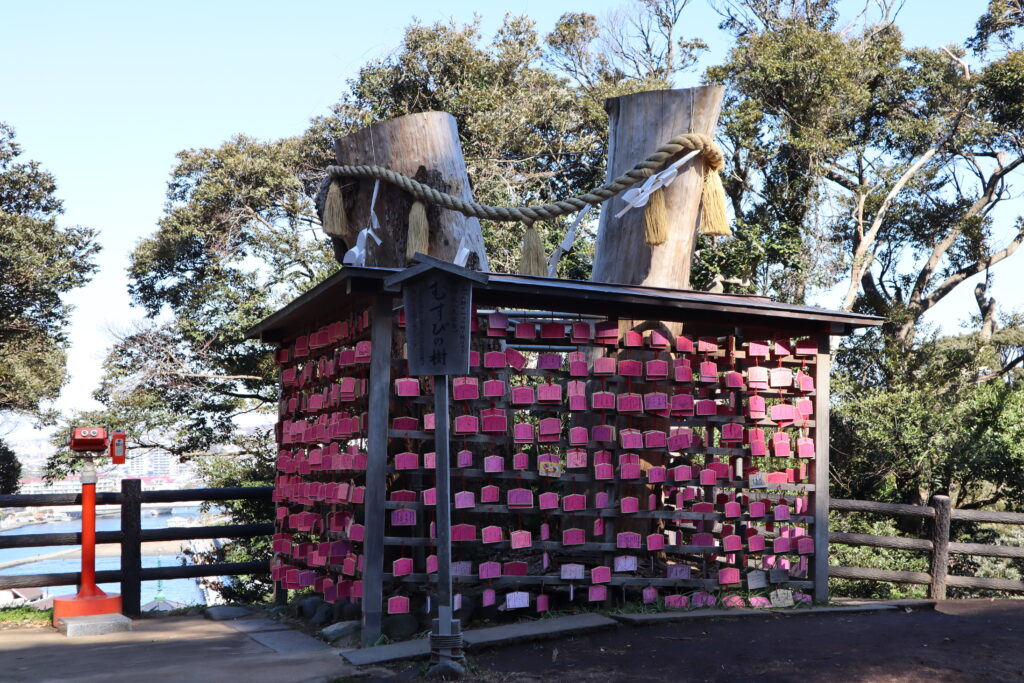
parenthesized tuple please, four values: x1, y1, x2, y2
(0, 540, 191, 571)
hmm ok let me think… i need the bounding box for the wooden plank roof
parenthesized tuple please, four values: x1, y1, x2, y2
(245, 266, 882, 343)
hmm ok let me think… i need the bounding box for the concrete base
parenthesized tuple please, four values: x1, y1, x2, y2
(248, 629, 332, 653)
(205, 605, 252, 621)
(58, 613, 133, 638)
(342, 613, 619, 666)
(610, 600, 936, 626)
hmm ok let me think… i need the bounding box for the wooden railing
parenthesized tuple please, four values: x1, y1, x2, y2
(8, 484, 1020, 615)
(829, 495, 1024, 598)
(0, 480, 274, 616)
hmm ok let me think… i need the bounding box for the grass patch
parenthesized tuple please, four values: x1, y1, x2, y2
(0, 606, 52, 626)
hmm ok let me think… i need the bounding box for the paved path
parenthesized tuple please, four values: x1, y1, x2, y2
(4, 600, 1022, 682)
(0, 616, 384, 683)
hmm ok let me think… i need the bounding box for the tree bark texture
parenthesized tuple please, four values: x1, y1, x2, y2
(591, 86, 724, 289)
(333, 111, 489, 270)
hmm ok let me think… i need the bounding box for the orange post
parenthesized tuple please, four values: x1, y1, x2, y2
(77, 480, 102, 598)
(52, 456, 122, 624)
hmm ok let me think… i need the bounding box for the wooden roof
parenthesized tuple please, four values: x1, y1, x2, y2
(246, 266, 882, 343)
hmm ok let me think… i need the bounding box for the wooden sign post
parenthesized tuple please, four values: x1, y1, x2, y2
(384, 254, 487, 677)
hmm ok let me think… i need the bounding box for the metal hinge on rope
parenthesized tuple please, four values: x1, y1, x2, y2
(615, 149, 701, 218)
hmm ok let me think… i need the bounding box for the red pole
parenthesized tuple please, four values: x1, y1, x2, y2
(52, 446, 122, 624)
(77, 477, 104, 598)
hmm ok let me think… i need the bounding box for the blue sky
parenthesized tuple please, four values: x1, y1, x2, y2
(2, 1, 1018, 447)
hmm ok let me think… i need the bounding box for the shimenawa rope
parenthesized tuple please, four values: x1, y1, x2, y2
(323, 132, 724, 226)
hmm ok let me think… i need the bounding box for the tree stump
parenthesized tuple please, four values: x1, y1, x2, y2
(328, 111, 489, 270)
(591, 86, 724, 289)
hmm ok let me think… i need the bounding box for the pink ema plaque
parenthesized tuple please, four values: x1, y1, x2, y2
(617, 393, 643, 412)
(537, 383, 562, 402)
(510, 530, 532, 549)
(480, 485, 499, 503)
(566, 448, 588, 468)
(392, 557, 413, 577)
(539, 492, 559, 509)
(387, 596, 409, 614)
(562, 528, 586, 546)
(647, 533, 665, 550)
(507, 488, 534, 507)
(394, 452, 418, 470)
(665, 594, 689, 609)
(562, 494, 587, 511)
(617, 532, 641, 549)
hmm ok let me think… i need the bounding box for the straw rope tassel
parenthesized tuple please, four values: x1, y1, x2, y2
(321, 181, 348, 239)
(519, 225, 546, 276)
(405, 200, 429, 261)
(699, 166, 731, 237)
(643, 188, 669, 246)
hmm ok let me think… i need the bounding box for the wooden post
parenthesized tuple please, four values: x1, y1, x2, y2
(331, 112, 489, 270)
(273, 580, 288, 606)
(361, 297, 394, 646)
(432, 375, 456, 660)
(120, 478, 142, 617)
(383, 257, 484, 676)
(591, 86, 724, 289)
(929, 494, 952, 600)
(811, 334, 832, 604)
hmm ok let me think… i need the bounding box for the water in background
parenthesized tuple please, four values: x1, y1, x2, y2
(1, 507, 208, 606)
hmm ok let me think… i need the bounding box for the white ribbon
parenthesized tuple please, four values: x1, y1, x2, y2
(342, 180, 383, 266)
(547, 204, 593, 277)
(615, 149, 701, 218)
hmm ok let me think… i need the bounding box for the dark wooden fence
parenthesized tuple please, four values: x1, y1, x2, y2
(829, 495, 1024, 598)
(7, 484, 1022, 616)
(0, 480, 273, 616)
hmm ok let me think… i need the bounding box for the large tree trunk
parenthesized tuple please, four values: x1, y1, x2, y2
(591, 86, 724, 289)
(332, 111, 489, 270)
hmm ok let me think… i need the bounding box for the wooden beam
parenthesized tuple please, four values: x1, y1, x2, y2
(829, 532, 933, 552)
(950, 508, 1024, 524)
(120, 478, 142, 618)
(828, 566, 932, 585)
(946, 574, 1024, 592)
(830, 498, 936, 518)
(928, 495, 952, 600)
(812, 333, 831, 604)
(948, 541, 1024, 559)
(361, 297, 393, 646)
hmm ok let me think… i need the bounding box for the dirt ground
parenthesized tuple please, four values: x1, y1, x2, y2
(382, 600, 1024, 682)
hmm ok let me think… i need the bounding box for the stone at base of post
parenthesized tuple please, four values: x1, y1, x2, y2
(426, 618, 465, 678)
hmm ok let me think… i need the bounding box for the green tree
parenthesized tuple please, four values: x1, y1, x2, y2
(701, 0, 1024, 506)
(0, 123, 99, 415)
(705, 0, 1024, 341)
(0, 439, 21, 494)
